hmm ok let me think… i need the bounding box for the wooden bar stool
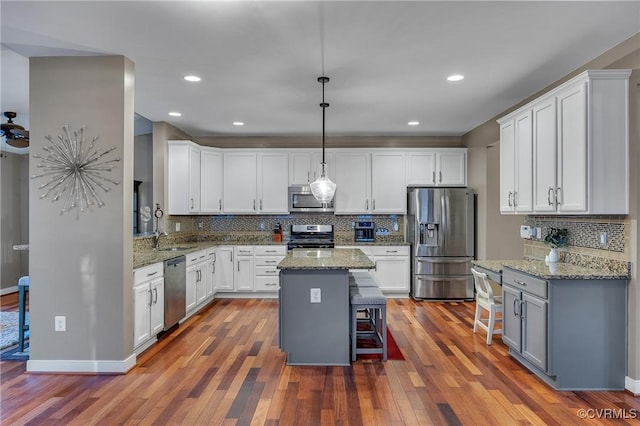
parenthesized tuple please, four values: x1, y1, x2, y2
(18, 276, 30, 352)
(350, 286, 387, 361)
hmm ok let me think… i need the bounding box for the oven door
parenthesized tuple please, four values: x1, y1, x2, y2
(288, 186, 334, 212)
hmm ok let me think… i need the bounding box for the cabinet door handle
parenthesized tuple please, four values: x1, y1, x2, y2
(513, 298, 519, 317)
(307, 171, 310, 182)
(508, 191, 512, 207)
(212, 262, 215, 274)
(213, 253, 216, 262)
(147, 271, 158, 277)
(439, 171, 442, 183)
(148, 289, 153, 307)
(520, 301, 526, 319)
(153, 288, 158, 304)
(260, 199, 263, 211)
(231, 252, 233, 262)
(237, 261, 240, 272)
(514, 191, 518, 207)
(432, 171, 436, 184)
(547, 187, 553, 206)
(253, 200, 256, 211)
(190, 198, 194, 209)
(372, 200, 376, 210)
(365, 199, 369, 210)
(514, 279, 527, 286)
(219, 200, 222, 210)
(555, 187, 561, 206)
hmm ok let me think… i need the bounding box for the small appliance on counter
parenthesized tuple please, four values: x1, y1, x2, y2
(354, 221, 375, 242)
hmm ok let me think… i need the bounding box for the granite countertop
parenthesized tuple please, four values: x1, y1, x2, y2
(472, 259, 630, 280)
(277, 248, 375, 270)
(133, 241, 288, 269)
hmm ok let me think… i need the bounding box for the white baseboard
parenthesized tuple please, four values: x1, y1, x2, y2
(1, 286, 18, 296)
(26, 353, 136, 374)
(626, 376, 640, 395)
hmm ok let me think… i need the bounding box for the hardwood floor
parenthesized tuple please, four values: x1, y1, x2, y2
(1, 296, 638, 425)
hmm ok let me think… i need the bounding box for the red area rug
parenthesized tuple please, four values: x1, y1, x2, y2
(356, 324, 404, 360)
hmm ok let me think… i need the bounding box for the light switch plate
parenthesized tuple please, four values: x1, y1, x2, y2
(175, 222, 181, 232)
(310, 288, 321, 303)
(55, 316, 66, 331)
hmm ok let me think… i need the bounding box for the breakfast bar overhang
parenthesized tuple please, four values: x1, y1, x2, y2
(277, 248, 375, 365)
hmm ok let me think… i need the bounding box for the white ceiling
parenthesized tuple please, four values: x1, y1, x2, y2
(1, 1, 639, 146)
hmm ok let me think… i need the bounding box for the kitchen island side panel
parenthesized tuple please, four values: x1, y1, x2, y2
(279, 269, 350, 366)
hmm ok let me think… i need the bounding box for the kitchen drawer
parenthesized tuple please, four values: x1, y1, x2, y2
(134, 262, 163, 285)
(502, 268, 547, 299)
(255, 256, 283, 267)
(370, 246, 409, 256)
(255, 276, 280, 291)
(187, 249, 207, 266)
(255, 266, 280, 276)
(255, 245, 287, 256)
(235, 246, 254, 256)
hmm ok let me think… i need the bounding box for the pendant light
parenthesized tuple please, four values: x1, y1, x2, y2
(310, 76, 336, 204)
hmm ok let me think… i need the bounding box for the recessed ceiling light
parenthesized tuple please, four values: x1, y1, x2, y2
(168, 112, 182, 117)
(408, 121, 420, 126)
(184, 75, 201, 82)
(447, 74, 464, 82)
(233, 121, 245, 126)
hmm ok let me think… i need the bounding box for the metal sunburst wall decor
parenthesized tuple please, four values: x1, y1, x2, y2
(32, 125, 121, 215)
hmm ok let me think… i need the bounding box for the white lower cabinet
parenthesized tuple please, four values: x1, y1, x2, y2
(214, 246, 235, 291)
(133, 262, 164, 351)
(339, 245, 410, 295)
(234, 246, 255, 291)
(369, 246, 410, 293)
(254, 245, 287, 292)
(186, 249, 208, 314)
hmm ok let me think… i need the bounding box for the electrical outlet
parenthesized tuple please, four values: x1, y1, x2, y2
(393, 222, 399, 231)
(535, 227, 542, 239)
(198, 222, 203, 229)
(54, 316, 66, 331)
(600, 232, 608, 247)
(175, 222, 181, 232)
(310, 288, 321, 304)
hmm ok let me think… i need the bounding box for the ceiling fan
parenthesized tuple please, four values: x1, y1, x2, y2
(1, 112, 30, 148)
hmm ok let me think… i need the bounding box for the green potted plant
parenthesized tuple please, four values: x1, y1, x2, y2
(544, 227, 568, 263)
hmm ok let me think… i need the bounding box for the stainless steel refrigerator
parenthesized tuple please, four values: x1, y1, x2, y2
(407, 187, 475, 300)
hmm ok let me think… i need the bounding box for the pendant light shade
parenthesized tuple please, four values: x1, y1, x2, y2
(310, 76, 336, 204)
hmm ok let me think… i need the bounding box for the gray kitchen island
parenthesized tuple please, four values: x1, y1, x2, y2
(277, 248, 375, 366)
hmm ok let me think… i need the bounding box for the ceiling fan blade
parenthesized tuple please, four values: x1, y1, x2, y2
(10, 128, 28, 138)
(6, 137, 29, 148)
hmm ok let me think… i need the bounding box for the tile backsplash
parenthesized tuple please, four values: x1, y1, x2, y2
(522, 215, 630, 275)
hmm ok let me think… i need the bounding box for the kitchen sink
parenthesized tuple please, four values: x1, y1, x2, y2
(158, 246, 195, 252)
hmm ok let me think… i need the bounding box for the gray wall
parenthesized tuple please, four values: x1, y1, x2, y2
(29, 56, 134, 366)
(0, 152, 29, 291)
(134, 133, 153, 234)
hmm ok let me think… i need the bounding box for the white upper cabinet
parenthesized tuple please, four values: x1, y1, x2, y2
(168, 141, 223, 215)
(334, 151, 371, 214)
(258, 152, 289, 214)
(500, 69, 630, 215)
(223, 151, 289, 214)
(223, 152, 258, 214)
(499, 110, 533, 214)
(371, 152, 406, 214)
(200, 149, 223, 214)
(405, 149, 466, 187)
(167, 141, 201, 215)
(289, 150, 334, 185)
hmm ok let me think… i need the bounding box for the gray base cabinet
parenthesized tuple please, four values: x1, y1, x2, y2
(502, 267, 627, 390)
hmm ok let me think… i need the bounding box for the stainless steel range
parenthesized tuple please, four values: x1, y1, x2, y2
(287, 224, 335, 249)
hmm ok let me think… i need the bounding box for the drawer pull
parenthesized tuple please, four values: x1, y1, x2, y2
(265, 283, 277, 286)
(266, 270, 277, 274)
(266, 250, 277, 253)
(385, 250, 398, 253)
(265, 260, 277, 264)
(514, 279, 527, 286)
(146, 271, 158, 277)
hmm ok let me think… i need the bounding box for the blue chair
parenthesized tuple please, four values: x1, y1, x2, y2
(18, 276, 29, 352)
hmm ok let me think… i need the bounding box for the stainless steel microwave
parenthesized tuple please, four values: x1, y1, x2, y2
(288, 185, 334, 213)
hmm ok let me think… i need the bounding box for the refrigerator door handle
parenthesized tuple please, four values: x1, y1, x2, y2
(419, 223, 425, 244)
(417, 257, 470, 263)
(440, 194, 448, 251)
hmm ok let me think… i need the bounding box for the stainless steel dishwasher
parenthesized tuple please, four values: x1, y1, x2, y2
(163, 255, 186, 331)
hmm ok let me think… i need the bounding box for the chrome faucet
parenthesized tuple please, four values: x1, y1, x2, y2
(153, 231, 168, 250)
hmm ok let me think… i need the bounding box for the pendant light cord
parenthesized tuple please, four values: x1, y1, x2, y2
(318, 76, 329, 168)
